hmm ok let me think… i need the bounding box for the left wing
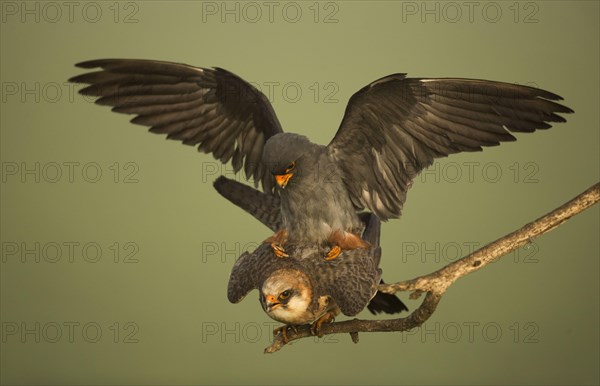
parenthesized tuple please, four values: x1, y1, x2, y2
(327, 75, 573, 219)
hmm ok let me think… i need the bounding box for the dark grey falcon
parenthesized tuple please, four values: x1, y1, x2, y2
(70, 59, 573, 259)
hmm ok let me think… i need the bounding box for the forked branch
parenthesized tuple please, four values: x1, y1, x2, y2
(264, 182, 599, 353)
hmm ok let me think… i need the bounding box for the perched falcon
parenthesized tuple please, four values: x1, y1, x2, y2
(227, 211, 400, 341)
(70, 59, 573, 259)
(214, 175, 407, 317)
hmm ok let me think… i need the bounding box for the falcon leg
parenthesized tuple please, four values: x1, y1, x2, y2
(310, 310, 338, 337)
(324, 229, 370, 260)
(264, 229, 289, 258)
(273, 324, 297, 343)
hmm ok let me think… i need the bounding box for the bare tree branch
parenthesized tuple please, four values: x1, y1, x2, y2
(264, 182, 599, 354)
(380, 182, 600, 296)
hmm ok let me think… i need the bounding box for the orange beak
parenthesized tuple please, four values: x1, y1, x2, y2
(275, 173, 293, 189)
(265, 294, 281, 311)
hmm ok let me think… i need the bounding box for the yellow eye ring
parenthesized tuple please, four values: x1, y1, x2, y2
(279, 290, 291, 300)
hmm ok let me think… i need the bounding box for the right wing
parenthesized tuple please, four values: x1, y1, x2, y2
(70, 59, 284, 192)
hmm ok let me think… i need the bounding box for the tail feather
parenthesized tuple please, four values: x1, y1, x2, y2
(213, 176, 282, 231)
(367, 280, 408, 315)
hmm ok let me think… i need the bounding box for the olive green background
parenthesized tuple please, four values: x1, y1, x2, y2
(1, 1, 598, 384)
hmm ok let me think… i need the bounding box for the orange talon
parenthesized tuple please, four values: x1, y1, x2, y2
(264, 229, 289, 258)
(328, 229, 370, 250)
(310, 311, 336, 337)
(271, 243, 289, 258)
(324, 245, 341, 260)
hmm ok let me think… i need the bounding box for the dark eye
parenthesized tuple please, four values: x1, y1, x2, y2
(279, 290, 292, 300)
(284, 162, 296, 173)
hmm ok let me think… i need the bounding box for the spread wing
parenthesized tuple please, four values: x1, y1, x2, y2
(70, 59, 283, 192)
(327, 75, 574, 219)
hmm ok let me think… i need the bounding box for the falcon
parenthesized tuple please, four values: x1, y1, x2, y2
(70, 59, 573, 259)
(227, 209, 403, 341)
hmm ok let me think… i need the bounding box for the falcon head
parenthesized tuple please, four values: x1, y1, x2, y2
(259, 268, 313, 324)
(262, 133, 317, 189)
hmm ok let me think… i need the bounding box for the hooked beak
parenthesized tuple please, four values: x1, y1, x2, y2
(265, 294, 281, 311)
(275, 173, 293, 189)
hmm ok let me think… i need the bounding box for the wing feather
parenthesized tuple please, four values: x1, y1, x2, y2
(70, 59, 283, 191)
(328, 75, 573, 219)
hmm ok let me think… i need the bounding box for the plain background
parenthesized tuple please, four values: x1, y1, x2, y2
(1, 1, 598, 384)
